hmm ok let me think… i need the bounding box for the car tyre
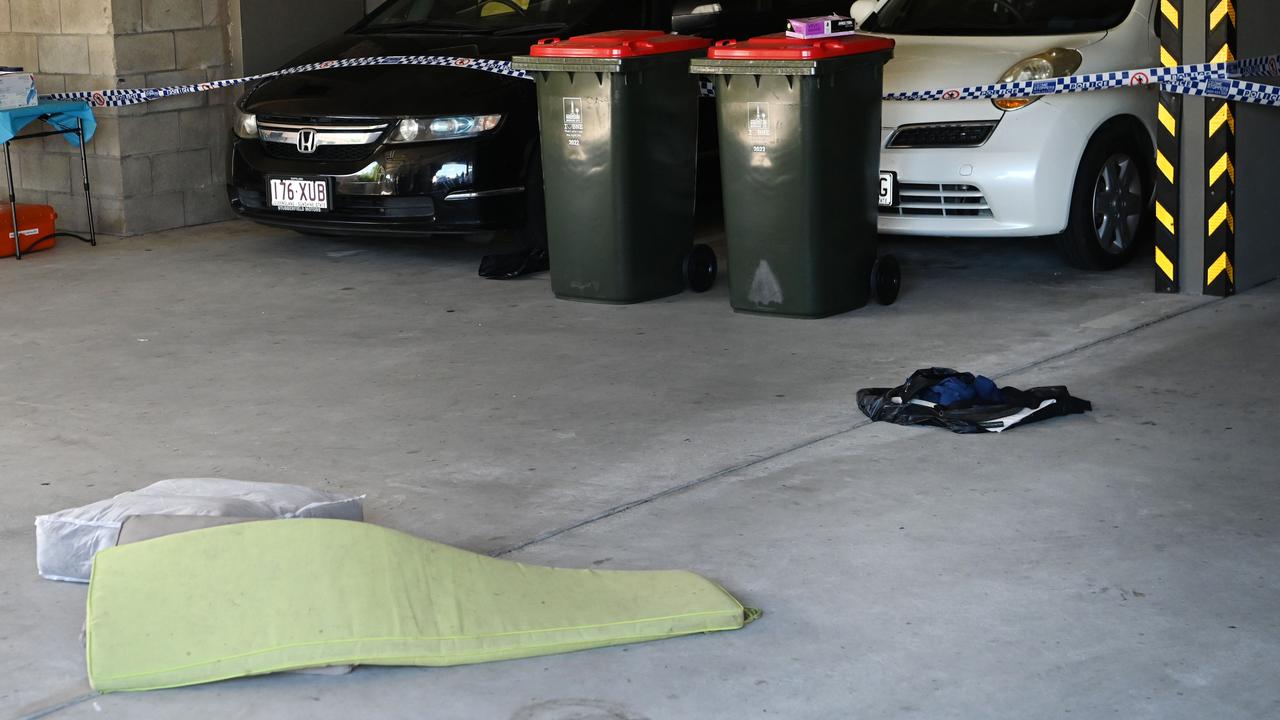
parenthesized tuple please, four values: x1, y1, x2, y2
(1057, 128, 1152, 271)
(685, 243, 718, 293)
(871, 254, 901, 306)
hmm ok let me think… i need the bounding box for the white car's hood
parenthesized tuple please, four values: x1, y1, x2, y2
(874, 32, 1109, 126)
(880, 32, 1109, 95)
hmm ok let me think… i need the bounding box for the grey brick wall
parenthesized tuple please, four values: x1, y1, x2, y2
(2, 0, 236, 237)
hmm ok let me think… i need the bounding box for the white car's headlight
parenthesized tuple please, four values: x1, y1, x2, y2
(389, 115, 502, 143)
(993, 48, 1083, 111)
(233, 108, 258, 139)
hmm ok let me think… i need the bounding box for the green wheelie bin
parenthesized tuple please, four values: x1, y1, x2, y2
(512, 31, 718, 304)
(691, 34, 900, 318)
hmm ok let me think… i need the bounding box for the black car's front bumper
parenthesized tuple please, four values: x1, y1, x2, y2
(228, 132, 531, 236)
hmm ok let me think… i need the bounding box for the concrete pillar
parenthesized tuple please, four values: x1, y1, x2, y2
(1234, 1, 1280, 289)
(1176, 0, 1279, 293)
(3, 0, 366, 236)
(3, 0, 237, 235)
(1177, 0, 1207, 296)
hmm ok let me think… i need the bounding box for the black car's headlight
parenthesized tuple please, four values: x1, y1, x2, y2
(233, 108, 258, 139)
(388, 115, 502, 143)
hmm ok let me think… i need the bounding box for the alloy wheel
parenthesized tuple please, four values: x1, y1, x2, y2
(1091, 152, 1145, 256)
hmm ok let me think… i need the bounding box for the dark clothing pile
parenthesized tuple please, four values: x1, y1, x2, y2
(858, 368, 1092, 434)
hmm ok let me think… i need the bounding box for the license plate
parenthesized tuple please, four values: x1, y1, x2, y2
(879, 171, 897, 207)
(269, 177, 332, 213)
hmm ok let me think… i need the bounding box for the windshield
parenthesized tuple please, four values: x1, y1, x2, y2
(359, 0, 609, 33)
(862, 0, 1139, 36)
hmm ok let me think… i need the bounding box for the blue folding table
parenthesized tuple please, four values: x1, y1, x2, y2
(0, 100, 98, 259)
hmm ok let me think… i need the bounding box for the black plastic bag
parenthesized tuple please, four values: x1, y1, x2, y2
(857, 368, 1092, 434)
(479, 247, 551, 280)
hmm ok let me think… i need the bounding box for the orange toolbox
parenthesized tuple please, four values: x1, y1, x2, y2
(1, 203, 57, 258)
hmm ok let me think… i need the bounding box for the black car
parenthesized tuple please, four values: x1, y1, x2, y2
(227, 0, 845, 243)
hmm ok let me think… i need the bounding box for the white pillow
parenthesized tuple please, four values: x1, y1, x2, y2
(35, 479, 364, 583)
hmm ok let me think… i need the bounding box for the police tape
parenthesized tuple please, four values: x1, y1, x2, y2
(41, 55, 530, 108)
(881, 53, 1280, 103)
(1165, 77, 1280, 107)
(39, 52, 1280, 109)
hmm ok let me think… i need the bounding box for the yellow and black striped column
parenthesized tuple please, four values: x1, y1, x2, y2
(1204, 0, 1237, 296)
(1155, 0, 1182, 293)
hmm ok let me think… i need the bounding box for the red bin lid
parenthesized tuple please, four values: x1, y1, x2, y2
(529, 30, 713, 59)
(707, 32, 894, 61)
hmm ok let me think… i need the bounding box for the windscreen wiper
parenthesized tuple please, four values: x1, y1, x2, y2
(898, 24, 1022, 34)
(493, 22, 568, 37)
(358, 20, 494, 34)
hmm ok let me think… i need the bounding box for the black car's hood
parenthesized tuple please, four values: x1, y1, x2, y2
(243, 33, 537, 119)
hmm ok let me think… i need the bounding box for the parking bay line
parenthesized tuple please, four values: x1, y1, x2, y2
(10, 298, 1218, 720)
(10, 299, 1221, 720)
(492, 296, 1220, 559)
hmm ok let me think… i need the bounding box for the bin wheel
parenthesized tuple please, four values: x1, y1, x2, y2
(685, 243, 718, 293)
(871, 255, 901, 306)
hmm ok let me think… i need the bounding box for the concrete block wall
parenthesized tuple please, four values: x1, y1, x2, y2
(107, 0, 236, 234)
(2, 0, 235, 236)
(3, 0, 381, 237)
(2, 0, 122, 231)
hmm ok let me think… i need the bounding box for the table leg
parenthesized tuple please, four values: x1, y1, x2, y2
(4, 141, 20, 260)
(77, 119, 97, 246)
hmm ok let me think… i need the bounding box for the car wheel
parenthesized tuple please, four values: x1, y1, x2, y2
(684, 243, 718, 293)
(1057, 129, 1151, 270)
(871, 254, 902, 306)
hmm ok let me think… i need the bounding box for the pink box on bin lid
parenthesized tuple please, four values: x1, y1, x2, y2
(786, 15, 857, 39)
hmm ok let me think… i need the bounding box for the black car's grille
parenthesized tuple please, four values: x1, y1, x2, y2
(261, 143, 379, 162)
(255, 116, 390, 163)
(234, 189, 435, 219)
(886, 121, 999, 148)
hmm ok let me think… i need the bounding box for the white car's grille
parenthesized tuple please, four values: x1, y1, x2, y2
(880, 183, 993, 218)
(886, 121, 998, 148)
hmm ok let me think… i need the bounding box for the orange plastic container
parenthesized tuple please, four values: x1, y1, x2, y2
(1, 203, 57, 258)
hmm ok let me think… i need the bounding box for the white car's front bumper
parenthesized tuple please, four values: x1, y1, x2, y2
(877, 92, 1142, 238)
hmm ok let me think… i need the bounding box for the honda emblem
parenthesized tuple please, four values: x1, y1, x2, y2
(296, 128, 318, 154)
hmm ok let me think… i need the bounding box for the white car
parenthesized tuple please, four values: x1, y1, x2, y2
(851, 0, 1161, 269)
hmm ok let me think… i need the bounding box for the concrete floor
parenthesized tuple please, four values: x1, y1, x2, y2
(2, 222, 1276, 719)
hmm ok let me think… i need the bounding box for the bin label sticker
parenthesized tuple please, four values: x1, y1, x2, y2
(747, 103, 771, 137)
(563, 97, 583, 146)
(748, 260, 784, 307)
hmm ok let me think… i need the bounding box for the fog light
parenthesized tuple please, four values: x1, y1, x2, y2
(390, 118, 421, 143)
(233, 108, 258, 139)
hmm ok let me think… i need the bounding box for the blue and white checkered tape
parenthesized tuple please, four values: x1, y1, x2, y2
(40, 52, 1280, 109)
(1164, 77, 1280, 107)
(880, 55, 1280, 103)
(42, 55, 531, 108)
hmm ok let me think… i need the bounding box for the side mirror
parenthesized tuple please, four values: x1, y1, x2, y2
(672, 2, 723, 35)
(850, 0, 879, 27)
